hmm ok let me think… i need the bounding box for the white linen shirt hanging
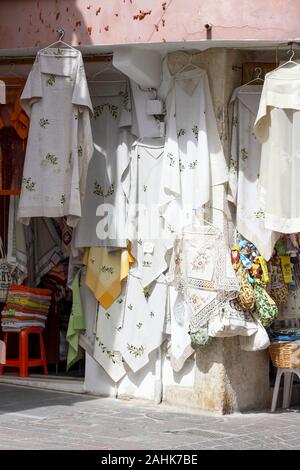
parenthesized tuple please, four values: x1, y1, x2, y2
(74, 81, 134, 248)
(18, 49, 94, 227)
(158, 61, 228, 235)
(254, 65, 300, 233)
(228, 85, 279, 260)
(127, 138, 170, 287)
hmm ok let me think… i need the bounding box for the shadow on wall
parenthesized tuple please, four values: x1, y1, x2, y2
(0, 0, 93, 50)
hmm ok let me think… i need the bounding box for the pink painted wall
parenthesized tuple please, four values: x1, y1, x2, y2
(0, 0, 299, 50)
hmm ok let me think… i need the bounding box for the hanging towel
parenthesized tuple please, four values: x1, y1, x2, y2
(66, 270, 85, 370)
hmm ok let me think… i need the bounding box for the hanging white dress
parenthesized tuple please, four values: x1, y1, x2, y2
(74, 81, 135, 248)
(228, 85, 279, 259)
(120, 270, 168, 373)
(158, 61, 228, 235)
(254, 65, 300, 233)
(127, 138, 170, 287)
(18, 48, 94, 227)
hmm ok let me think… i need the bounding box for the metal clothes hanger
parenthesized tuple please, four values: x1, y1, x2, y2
(270, 46, 300, 73)
(38, 28, 78, 56)
(88, 61, 127, 84)
(238, 67, 264, 94)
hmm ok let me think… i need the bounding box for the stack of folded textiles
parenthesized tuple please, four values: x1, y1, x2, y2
(1, 285, 52, 332)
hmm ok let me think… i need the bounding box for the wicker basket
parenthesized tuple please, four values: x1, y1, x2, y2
(269, 341, 300, 369)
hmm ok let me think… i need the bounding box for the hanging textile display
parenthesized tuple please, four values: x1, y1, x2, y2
(93, 284, 127, 383)
(66, 270, 85, 370)
(126, 138, 170, 287)
(254, 65, 300, 233)
(17, 48, 94, 227)
(169, 223, 240, 335)
(74, 81, 135, 248)
(24, 217, 64, 287)
(83, 245, 134, 309)
(78, 268, 98, 358)
(168, 285, 194, 372)
(228, 85, 279, 260)
(120, 271, 168, 373)
(158, 58, 228, 235)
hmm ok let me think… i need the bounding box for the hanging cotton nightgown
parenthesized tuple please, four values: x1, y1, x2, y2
(74, 80, 134, 248)
(158, 61, 228, 235)
(18, 48, 94, 227)
(126, 138, 170, 287)
(254, 65, 300, 233)
(228, 85, 279, 260)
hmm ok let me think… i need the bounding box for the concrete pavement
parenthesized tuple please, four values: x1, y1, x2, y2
(0, 384, 299, 450)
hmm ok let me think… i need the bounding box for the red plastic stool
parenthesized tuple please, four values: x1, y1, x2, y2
(0, 327, 48, 377)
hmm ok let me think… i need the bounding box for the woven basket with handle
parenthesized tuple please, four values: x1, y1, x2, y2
(269, 341, 300, 369)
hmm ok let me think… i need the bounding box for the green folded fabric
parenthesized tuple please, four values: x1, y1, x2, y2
(66, 270, 86, 371)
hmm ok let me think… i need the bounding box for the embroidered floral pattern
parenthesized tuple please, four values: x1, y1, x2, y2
(60, 194, 66, 205)
(98, 341, 119, 364)
(117, 298, 124, 304)
(192, 250, 209, 272)
(46, 74, 56, 86)
(105, 312, 111, 319)
(232, 116, 238, 127)
(167, 152, 175, 167)
(179, 159, 185, 172)
(241, 148, 248, 161)
(150, 312, 155, 318)
(136, 323, 143, 329)
(143, 260, 152, 267)
(127, 344, 145, 358)
(22, 177, 36, 191)
(189, 160, 197, 169)
(254, 209, 265, 219)
(45, 153, 58, 165)
(143, 185, 148, 192)
(177, 128, 186, 138)
(100, 266, 114, 275)
(229, 158, 237, 174)
(93, 182, 115, 197)
(192, 125, 199, 140)
(39, 118, 49, 128)
(119, 90, 131, 112)
(93, 103, 119, 119)
(143, 286, 150, 299)
(78, 146, 83, 157)
(127, 304, 133, 310)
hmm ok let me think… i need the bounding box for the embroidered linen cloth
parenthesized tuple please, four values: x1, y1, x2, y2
(18, 48, 93, 227)
(74, 81, 134, 248)
(93, 284, 127, 382)
(228, 85, 279, 260)
(254, 65, 300, 233)
(169, 224, 240, 334)
(126, 138, 170, 287)
(83, 245, 134, 309)
(158, 61, 228, 235)
(120, 271, 168, 373)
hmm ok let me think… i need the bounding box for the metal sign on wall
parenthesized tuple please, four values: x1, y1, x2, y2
(242, 62, 276, 84)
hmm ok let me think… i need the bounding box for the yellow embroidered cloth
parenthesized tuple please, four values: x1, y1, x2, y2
(84, 246, 134, 309)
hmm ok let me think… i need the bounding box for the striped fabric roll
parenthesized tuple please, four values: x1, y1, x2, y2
(1, 285, 52, 332)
